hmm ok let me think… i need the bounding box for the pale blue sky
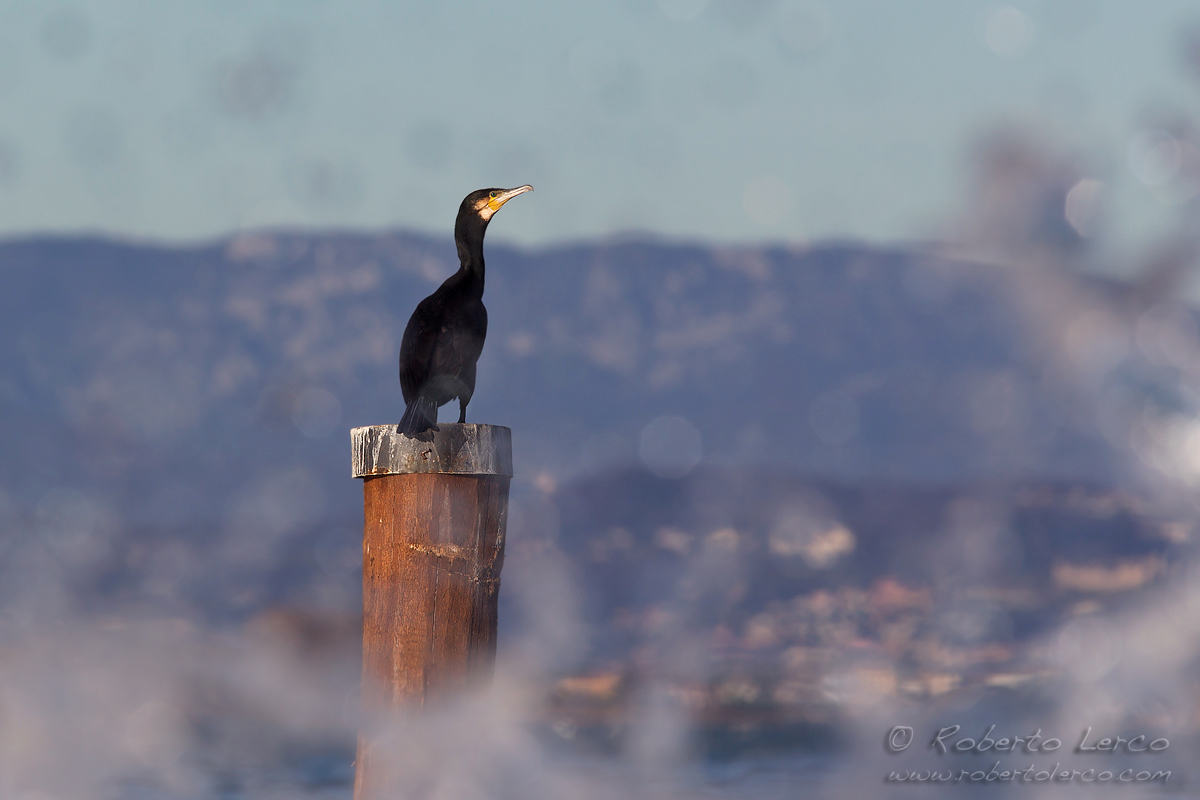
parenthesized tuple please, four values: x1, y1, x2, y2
(0, 0, 1195, 247)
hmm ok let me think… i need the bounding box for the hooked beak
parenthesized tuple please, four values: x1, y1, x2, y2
(487, 185, 533, 212)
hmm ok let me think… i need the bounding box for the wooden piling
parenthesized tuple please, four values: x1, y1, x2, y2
(350, 423, 512, 799)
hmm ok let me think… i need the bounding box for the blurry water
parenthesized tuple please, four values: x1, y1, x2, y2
(125, 750, 832, 800)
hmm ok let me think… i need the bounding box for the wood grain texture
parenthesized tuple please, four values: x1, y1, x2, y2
(353, 470, 510, 799)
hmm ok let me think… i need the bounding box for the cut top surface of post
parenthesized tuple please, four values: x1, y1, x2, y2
(351, 423, 512, 478)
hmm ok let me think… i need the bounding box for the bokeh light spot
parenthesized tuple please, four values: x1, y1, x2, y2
(1127, 129, 1182, 186)
(984, 7, 1035, 58)
(1064, 178, 1103, 238)
(1135, 303, 1198, 368)
(639, 415, 702, 478)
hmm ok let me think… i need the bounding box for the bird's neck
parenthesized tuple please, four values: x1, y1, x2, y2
(455, 218, 488, 293)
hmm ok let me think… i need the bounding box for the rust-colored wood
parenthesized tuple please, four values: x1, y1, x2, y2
(353, 468, 510, 800)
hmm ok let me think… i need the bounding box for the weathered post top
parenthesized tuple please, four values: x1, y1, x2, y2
(351, 423, 513, 478)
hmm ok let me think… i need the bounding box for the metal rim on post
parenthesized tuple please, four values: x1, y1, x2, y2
(351, 423, 513, 478)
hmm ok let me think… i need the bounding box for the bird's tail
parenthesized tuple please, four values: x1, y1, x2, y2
(398, 395, 438, 436)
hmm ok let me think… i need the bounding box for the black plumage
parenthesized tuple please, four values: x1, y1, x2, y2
(397, 185, 532, 435)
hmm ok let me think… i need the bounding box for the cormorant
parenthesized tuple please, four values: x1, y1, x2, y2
(397, 185, 533, 435)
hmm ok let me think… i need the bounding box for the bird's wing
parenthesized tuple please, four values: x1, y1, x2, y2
(398, 294, 441, 403)
(430, 302, 487, 381)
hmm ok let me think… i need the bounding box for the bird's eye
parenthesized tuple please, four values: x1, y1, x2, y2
(489, 192, 497, 199)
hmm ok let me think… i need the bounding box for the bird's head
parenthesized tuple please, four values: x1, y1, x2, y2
(460, 185, 534, 224)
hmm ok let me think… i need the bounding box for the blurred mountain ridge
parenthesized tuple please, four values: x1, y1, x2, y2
(0, 228, 1151, 521)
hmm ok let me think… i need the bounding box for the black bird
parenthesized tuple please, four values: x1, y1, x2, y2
(397, 185, 533, 435)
